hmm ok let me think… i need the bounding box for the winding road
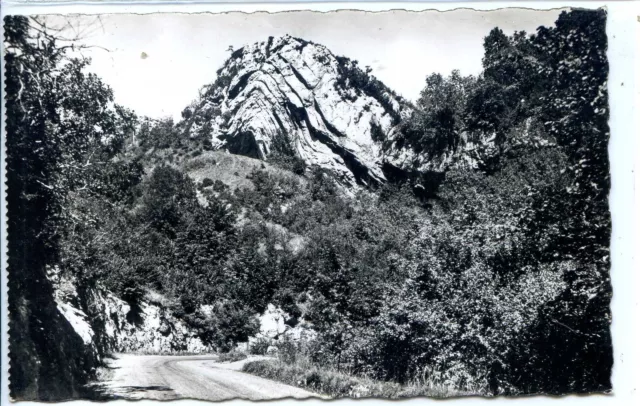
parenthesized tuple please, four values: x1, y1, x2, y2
(95, 354, 319, 401)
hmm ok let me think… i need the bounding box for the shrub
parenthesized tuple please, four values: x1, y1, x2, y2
(201, 177, 214, 188)
(213, 179, 228, 192)
(249, 337, 271, 355)
(217, 350, 248, 363)
(197, 301, 260, 352)
(242, 359, 478, 398)
(183, 157, 208, 171)
(275, 336, 299, 364)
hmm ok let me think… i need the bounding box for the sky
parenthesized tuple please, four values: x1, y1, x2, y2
(47, 9, 563, 120)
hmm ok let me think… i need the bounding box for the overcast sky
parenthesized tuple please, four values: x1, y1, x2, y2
(48, 9, 563, 120)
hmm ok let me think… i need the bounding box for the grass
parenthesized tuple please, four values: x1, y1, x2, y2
(216, 350, 248, 363)
(121, 350, 213, 356)
(242, 358, 483, 399)
(183, 150, 305, 191)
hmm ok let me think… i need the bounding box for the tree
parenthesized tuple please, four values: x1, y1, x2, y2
(267, 131, 306, 174)
(519, 9, 612, 393)
(172, 197, 237, 303)
(397, 71, 477, 159)
(139, 165, 198, 238)
(465, 28, 546, 154)
(137, 117, 181, 149)
(5, 15, 135, 399)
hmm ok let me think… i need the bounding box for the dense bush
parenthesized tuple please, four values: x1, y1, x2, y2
(396, 70, 477, 158)
(201, 177, 214, 188)
(249, 338, 271, 355)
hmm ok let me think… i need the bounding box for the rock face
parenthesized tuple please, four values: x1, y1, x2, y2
(50, 270, 215, 357)
(8, 266, 97, 401)
(181, 35, 412, 186)
(384, 117, 556, 174)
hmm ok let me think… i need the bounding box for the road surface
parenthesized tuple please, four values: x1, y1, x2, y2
(94, 354, 319, 401)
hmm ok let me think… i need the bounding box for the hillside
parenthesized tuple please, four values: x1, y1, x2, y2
(183, 150, 304, 191)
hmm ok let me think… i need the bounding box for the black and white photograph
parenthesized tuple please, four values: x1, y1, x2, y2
(1, 3, 623, 402)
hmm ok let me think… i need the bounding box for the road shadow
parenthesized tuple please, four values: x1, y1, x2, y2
(83, 384, 174, 401)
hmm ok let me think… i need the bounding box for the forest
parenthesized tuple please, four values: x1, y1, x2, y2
(5, 9, 611, 399)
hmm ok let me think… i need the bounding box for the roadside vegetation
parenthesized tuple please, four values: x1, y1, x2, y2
(243, 357, 484, 399)
(216, 351, 249, 363)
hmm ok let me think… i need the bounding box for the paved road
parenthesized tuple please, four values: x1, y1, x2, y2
(95, 354, 318, 401)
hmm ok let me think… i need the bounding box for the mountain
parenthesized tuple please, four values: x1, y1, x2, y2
(180, 35, 413, 187)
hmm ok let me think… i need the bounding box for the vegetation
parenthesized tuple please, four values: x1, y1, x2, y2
(4, 15, 137, 399)
(243, 358, 480, 398)
(392, 10, 612, 393)
(334, 55, 404, 124)
(395, 70, 477, 158)
(266, 131, 307, 175)
(216, 351, 248, 363)
(5, 9, 610, 399)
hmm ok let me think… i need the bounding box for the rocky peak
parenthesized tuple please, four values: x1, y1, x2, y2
(181, 35, 412, 186)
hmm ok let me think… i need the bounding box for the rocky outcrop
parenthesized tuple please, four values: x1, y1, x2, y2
(181, 35, 412, 187)
(384, 117, 556, 174)
(50, 270, 215, 358)
(8, 266, 97, 401)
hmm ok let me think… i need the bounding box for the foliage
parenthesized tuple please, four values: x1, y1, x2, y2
(396, 71, 477, 157)
(201, 177, 214, 188)
(517, 9, 611, 393)
(137, 117, 176, 149)
(4, 15, 137, 399)
(194, 301, 259, 352)
(267, 131, 306, 175)
(249, 338, 271, 355)
(136, 115, 210, 154)
(334, 56, 403, 124)
(369, 121, 386, 143)
(242, 358, 481, 398)
(216, 350, 248, 363)
(139, 166, 198, 238)
(363, 149, 571, 389)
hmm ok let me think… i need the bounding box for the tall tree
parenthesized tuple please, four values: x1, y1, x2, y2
(397, 71, 477, 158)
